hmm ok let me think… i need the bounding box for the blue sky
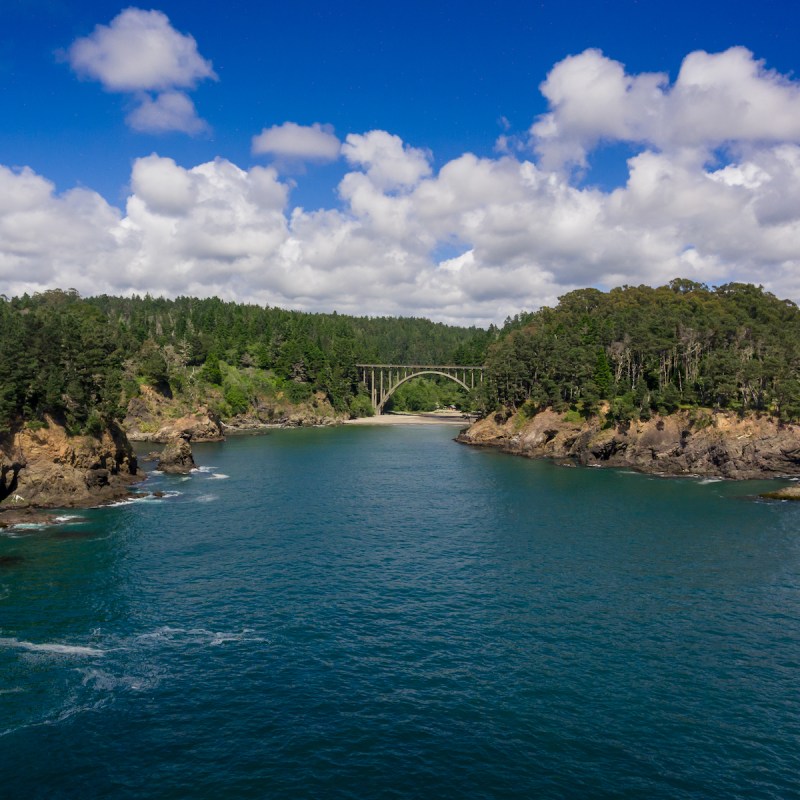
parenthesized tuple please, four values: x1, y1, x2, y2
(3, 1, 800, 323)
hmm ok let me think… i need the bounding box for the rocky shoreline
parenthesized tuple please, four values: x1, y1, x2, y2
(458, 407, 800, 481)
(5, 401, 800, 526)
(0, 417, 143, 515)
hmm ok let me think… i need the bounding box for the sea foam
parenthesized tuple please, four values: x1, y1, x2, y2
(0, 637, 105, 657)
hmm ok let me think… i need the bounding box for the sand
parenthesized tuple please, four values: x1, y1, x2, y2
(344, 412, 475, 426)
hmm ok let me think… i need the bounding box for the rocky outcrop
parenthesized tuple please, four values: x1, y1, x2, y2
(124, 386, 224, 442)
(760, 485, 800, 500)
(0, 417, 141, 510)
(224, 391, 340, 431)
(458, 408, 800, 479)
(156, 435, 195, 474)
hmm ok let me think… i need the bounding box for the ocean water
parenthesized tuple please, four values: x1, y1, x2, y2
(1, 425, 799, 799)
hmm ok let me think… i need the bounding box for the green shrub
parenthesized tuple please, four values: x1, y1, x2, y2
(349, 394, 375, 418)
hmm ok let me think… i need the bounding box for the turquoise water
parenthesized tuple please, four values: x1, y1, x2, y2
(1, 424, 800, 799)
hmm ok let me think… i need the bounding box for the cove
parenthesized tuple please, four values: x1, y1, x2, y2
(1, 424, 799, 799)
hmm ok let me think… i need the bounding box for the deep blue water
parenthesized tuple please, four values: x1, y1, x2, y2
(2, 424, 800, 799)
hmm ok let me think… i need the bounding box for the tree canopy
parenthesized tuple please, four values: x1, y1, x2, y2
(0, 291, 491, 432)
(481, 281, 800, 422)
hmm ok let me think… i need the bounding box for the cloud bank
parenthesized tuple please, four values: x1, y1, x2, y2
(8, 47, 800, 325)
(532, 46, 800, 169)
(67, 8, 216, 134)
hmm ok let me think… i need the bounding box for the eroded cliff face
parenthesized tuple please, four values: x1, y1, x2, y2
(458, 408, 800, 479)
(224, 391, 340, 431)
(124, 385, 224, 442)
(123, 384, 340, 441)
(0, 418, 140, 510)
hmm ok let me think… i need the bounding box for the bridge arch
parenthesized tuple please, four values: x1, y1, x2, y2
(378, 370, 471, 413)
(357, 364, 484, 415)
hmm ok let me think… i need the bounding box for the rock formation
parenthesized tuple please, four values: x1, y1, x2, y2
(0, 417, 140, 510)
(458, 408, 800, 479)
(124, 385, 224, 442)
(156, 435, 195, 474)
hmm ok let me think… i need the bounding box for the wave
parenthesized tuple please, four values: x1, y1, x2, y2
(0, 637, 105, 657)
(1, 696, 109, 739)
(195, 494, 218, 503)
(192, 465, 217, 473)
(209, 473, 229, 480)
(104, 490, 182, 508)
(6, 522, 49, 531)
(78, 667, 157, 693)
(133, 626, 265, 648)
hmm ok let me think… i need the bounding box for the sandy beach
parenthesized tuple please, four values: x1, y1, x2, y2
(344, 412, 475, 426)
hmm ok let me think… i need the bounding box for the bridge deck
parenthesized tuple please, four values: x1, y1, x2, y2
(356, 364, 484, 369)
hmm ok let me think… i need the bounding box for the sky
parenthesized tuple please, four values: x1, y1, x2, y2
(3, 0, 800, 326)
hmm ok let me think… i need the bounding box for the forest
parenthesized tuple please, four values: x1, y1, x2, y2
(2, 279, 800, 436)
(0, 290, 490, 433)
(481, 280, 800, 422)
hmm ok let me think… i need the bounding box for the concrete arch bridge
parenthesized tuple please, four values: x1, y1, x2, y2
(357, 364, 484, 414)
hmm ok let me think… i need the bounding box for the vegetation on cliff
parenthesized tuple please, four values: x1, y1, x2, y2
(480, 280, 800, 423)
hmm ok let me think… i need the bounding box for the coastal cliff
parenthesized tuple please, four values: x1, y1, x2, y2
(0, 417, 141, 511)
(123, 383, 340, 441)
(458, 408, 800, 479)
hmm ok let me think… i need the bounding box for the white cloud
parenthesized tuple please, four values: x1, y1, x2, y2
(131, 154, 197, 215)
(342, 130, 432, 190)
(252, 122, 341, 161)
(67, 8, 216, 91)
(67, 8, 216, 135)
(8, 47, 800, 324)
(126, 91, 208, 135)
(532, 46, 800, 169)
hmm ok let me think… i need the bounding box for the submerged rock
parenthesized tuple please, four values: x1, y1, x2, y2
(759, 485, 800, 500)
(156, 435, 195, 474)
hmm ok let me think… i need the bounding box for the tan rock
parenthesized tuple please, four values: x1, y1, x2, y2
(459, 408, 800, 479)
(0, 417, 140, 510)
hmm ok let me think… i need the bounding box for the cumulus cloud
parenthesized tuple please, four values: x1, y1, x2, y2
(532, 46, 800, 169)
(252, 122, 341, 161)
(342, 130, 432, 190)
(126, 91, 208, 135)
(66, 8, 216, 135)
(5, 137, 800, 325)
(8, 47, 800, 324)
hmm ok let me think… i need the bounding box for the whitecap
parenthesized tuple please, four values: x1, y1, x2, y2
(699, 478, 723, 484)
(0, 637, 104, 657)
(8, 522, 48, 530)
(134, 626, 264, 648)
(209, 473, 229, 480)
(102, 497, 140, 508)
(195, 494, 218, 503)
(154, 490, 182, 500)
(54, 515, 83, 523)
(78, 668, 156, 693)
(192, 465, 216, 473)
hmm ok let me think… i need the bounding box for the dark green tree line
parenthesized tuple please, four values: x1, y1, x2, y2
(481, 280, 800, 422)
